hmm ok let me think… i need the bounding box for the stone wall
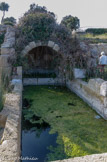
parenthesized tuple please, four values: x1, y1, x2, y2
(80, 42, 107, 57)
(23, 77, 65, 86)
(0, 26, 15, 82)
(89, 43, 107, 56)
(0, 67, 22, 162)
(66, 78, 107, 119)
(80, 42, 107, 68)
(0, 25, 7, 32)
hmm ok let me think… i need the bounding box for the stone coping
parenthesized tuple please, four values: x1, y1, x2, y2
(52, 153, 107, 162)
(0, 77, 22, 162)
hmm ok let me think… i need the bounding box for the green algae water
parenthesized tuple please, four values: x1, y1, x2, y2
(22, 86, 107, 162)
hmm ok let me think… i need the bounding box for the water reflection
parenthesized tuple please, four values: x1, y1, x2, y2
(22, 112, 58, 162)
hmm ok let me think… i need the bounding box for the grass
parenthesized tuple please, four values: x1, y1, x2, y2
(77, 33, 107, 43)
(23, 86, 107, 161)
(80, 33, 107, 39)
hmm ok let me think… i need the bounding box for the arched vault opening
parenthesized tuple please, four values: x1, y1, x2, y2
(21, 41, 62, 77)
(28, 46, 60, 71)
(23, 46, 62, 78)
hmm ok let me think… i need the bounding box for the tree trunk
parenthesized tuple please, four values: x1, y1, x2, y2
(1, 11, 5, 24)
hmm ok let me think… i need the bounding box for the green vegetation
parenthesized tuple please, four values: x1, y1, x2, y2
(16, 4, 70, 51)
(23, 86, 107, 161)
(2, 17, 16, 26)
(77, 32, 107, 43)
(94, 66, 107, 81)
(61, 15, 80, 32)
(85, 65, 107, 81)
(86, 28, 107, 35)
(18, 12, 56, 41)
(0, 32, 5, 48)
(80, 33, 107, 39)
(0, 2, 9, 23)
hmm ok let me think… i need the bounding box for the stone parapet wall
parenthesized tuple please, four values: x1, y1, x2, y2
(0, 67, 22, 162)
(66, 78, 107, 119)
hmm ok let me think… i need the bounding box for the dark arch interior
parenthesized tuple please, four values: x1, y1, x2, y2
(25, 46, 61, 76)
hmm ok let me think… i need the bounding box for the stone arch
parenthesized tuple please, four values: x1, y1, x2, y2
(21, 40, 60, 57)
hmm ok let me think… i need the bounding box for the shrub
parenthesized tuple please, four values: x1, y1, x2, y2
(0, 32, 5, 47)
(2, 17, 16, 26)
(18, 13, 56, 41)
(86, 28, 107, 35)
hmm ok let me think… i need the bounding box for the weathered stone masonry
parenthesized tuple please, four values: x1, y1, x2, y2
(66, 78, 107, 119)
(0, 26, 15, 82)
(21, 40, 60, 56)
(0, 67, 22, 162)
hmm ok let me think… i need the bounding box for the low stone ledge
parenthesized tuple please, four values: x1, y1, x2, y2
(52, 153, 107, 162)
(23, 78, 65, 86)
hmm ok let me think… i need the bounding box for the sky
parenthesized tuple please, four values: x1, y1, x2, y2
(0, 0, 107, 28)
